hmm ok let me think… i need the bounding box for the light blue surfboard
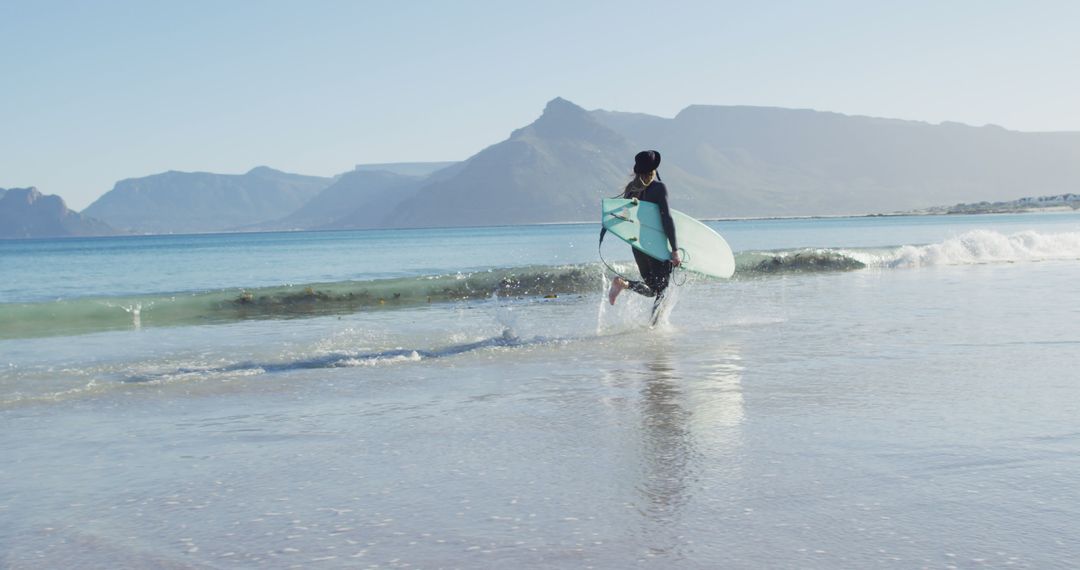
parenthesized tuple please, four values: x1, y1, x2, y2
(601, 198, 736, 279)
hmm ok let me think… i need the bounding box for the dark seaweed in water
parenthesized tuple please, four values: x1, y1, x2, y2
(496, 268, 595, 298)
(227, 266, 598, 319)
(753, 251, 865, 273)
(232, 287, 390, 318)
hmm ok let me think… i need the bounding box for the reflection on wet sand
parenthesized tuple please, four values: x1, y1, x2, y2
(634, 342, 745, 558)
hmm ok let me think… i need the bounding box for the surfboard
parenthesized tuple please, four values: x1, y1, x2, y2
(601, 198, 736, 279)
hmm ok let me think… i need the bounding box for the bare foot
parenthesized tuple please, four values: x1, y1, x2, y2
(608, 276, 627, 305)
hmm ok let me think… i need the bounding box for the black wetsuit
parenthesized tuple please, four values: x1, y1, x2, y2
(623, 180, 678, 301)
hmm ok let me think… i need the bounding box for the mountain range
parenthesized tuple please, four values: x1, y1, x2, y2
(81, 166, 333, 233)
(4, 97, 1080, 237)
(0, 188, 115, 239)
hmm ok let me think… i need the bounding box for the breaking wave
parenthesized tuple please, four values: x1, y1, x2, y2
(0, 265, 599, 340)
(736, 229, 1080, 275)
(2, 230, 1077, 339)
(871, 229, 1080, 268)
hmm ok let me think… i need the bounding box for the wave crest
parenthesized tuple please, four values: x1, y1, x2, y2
(745, 251, 866, 274)
(3, 230, 1077, 339)
(882, 230, 1080, 268)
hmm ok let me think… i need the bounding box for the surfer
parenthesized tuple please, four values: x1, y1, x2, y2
(608, 150, 681, 309)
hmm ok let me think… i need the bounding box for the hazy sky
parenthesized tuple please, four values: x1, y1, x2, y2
(2, 0, 1078, 209)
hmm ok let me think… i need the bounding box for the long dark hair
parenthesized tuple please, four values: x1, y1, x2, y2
(622, 170, 661, 198)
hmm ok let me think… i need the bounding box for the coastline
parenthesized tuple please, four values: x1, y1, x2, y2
(4, 203, 1078, 242)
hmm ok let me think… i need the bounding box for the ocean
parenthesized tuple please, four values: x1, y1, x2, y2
(3, 212, 1080, 568)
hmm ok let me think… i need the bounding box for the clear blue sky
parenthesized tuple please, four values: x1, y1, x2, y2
(2, 0, 1077, 209)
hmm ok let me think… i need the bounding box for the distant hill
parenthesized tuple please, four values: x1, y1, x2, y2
(68, 98, 1080, 232)
(0, 187, 115, 239)
(592, 105, 1080, 217)
(82, 166, 333, 233)
(353, 162, 457, 177)
(256, 169, 433, 230)
(383, 97, 638, 228)
(372, 98, 1080, 227)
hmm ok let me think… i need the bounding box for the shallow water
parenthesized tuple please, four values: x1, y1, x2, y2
(3, 213, 1080, 568)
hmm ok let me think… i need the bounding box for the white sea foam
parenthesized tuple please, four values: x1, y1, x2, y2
(854, 230, 1080, 268)
(338, 352, 423, 367)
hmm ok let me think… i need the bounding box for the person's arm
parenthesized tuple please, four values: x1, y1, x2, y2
(654, 183, 679, 261)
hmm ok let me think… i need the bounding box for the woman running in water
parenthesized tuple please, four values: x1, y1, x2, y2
(607, 150, 681, 308)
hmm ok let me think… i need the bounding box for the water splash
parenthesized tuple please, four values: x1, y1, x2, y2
(881, 229, 1080, 268)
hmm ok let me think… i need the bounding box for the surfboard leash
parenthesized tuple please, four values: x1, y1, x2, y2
(599, 215, 687, 287)
(598, 226, 635, 283)
(672, 255, 689, 287)
(598, 190, 637, 283)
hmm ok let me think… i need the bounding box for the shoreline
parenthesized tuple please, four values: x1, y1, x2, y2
(4, 206, 1078, 242)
